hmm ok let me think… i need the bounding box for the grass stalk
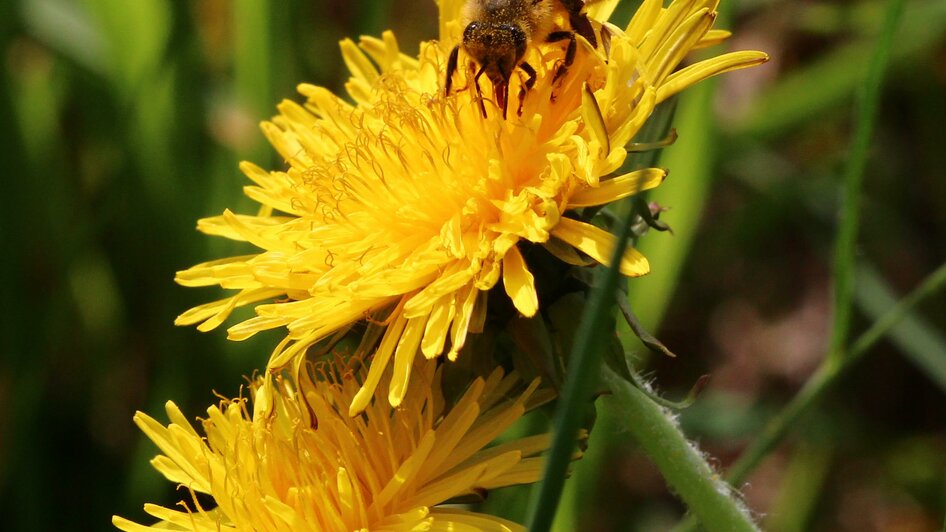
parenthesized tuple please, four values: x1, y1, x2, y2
(674, 259, 946, 531)
(526, 100, 677, 532)
(827, 0, 905, 362)
(673, 2, 906, 527)
(728, 0, 905, 483)
(234, 0, 275, 167)
(525, 165, 639, 532)
(725, 259, 946, 486)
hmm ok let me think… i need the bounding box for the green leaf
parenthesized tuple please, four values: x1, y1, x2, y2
(83, 0, 172, 98)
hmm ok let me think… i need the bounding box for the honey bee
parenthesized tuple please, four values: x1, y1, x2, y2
(445, 0, 603, 118)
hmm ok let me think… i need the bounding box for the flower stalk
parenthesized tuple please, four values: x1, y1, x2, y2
(602, 365, 760, 532)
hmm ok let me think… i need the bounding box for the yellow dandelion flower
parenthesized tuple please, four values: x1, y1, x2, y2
(113, 359, 555, 531)
(175, 0, 767, 414)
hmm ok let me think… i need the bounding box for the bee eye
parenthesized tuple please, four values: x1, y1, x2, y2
(498, 24, 527, 49)
(462, 22, 481, 44)
(498, 24, 527, 58)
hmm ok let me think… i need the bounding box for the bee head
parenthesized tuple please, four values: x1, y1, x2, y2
(462, 21, 528, 83)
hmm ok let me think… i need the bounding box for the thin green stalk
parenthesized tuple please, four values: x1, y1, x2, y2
(672, 6, 908, 526)
(355, 0, 391, 37)
(525, 163, 637, 532)
(531, 98, 677, 532)
(729, 0, 905, 488)
(551, 98, 678, 531)
(856, 265, 946, 392)
(676, 260, 946, 531)
(725, 260, 946, 486)
(765, 444, 833, 532)
(602, 367, 759, 532)
(827, 0, 904, 362)
(847, 262, 946, 368)
(721, 360, 837, 488)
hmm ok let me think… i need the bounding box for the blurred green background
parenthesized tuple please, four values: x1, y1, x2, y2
(0, 0, 944, 530)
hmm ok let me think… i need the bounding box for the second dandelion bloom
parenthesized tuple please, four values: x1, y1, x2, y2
(113, 359, 556, 531)
(176, 0, 768, 413)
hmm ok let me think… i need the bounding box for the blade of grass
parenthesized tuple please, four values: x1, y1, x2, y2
(675, 1, 907, 527)
(827, 0, 904, 363)
(530, 95, 755, 531)
(556, 28, 728, 523)
(354, 1, 391, 37)
(555, 28, 725, 528)
(726, 258, 946, 488)
(21, 0, 107, 76)
(83, 0, 172, 99)
(525, 161, 639, 532)
(0, 7, 49, 528)
(736, 0, 906, 492)
(764, 444, 833, 532)
(624, 70, 720, 338)
(545, 97, 678, 532)
(83, 0, 179, 205)
(234, 0, 275, 168)
(208, 0, 280, 258)
(856, 265, 946, 392)
(674, 259, 946, 532)
(526, 97, 681, 532)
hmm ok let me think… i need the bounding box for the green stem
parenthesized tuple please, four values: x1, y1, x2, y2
(847, 262, 946, 369)
(674, 260, 946, 531)
(856, 265, 946, 392)
(727, 260, 946, 486)
(722, 360, 838, 488)
(530, 99, 677, 532)
(732, 0, 906, 488)
(827, 0, 904, 362)
(673, 3, 907, 527)
(602, 367, 760, 532)
(525, 173, 637, 532)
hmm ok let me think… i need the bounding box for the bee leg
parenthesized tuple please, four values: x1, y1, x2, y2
(473, 63, 488, 118)
(558, 0, 597, 47)
(516, 62, 537, 117)
(570, 13, 597, 48)
(520, 62, 538, 90)
(445, 45, 460, 96)
(547, 31, 577, 85)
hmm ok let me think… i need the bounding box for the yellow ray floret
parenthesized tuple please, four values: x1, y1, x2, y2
(175, 0, 768, 413)
(113, 359, 558, 531)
